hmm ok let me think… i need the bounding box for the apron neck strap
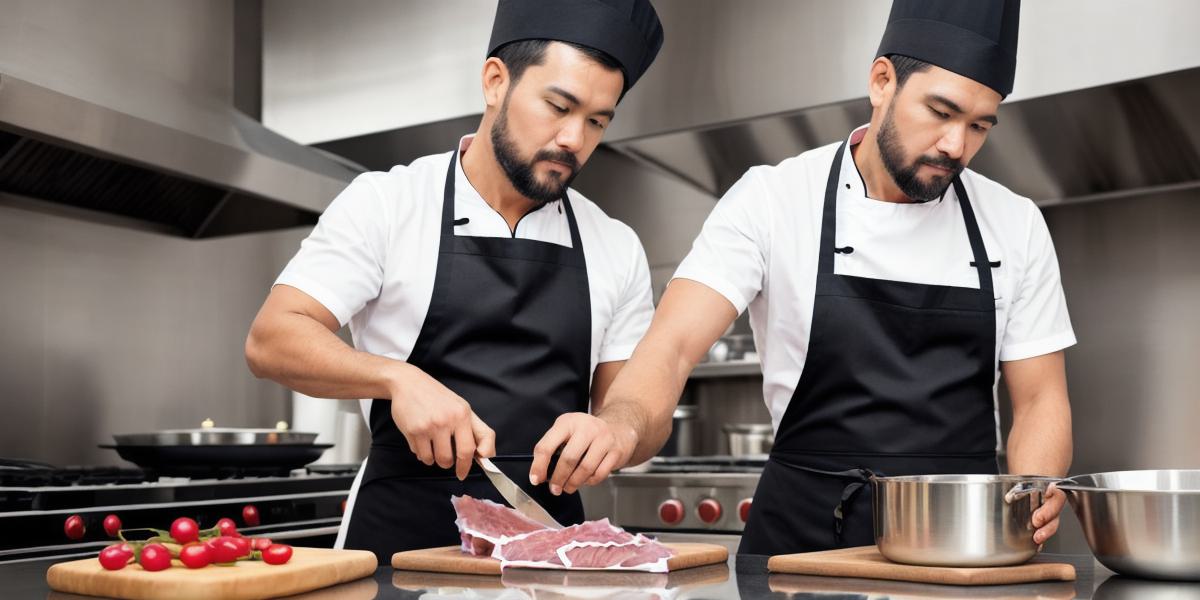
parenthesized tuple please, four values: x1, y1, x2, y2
(953, 177, 994, 295)
(817, 142, 847, 275)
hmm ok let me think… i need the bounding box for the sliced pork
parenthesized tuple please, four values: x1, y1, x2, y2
(450, 494, 675, 572)
(450, 495, 547, 557)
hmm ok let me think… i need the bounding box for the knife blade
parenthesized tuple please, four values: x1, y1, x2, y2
(476, 456, 563, 529)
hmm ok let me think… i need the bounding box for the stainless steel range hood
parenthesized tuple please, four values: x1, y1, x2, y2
(305, 1, 1200, 210)
(608, 66, 1200, 206)
(0, 72, 363, 238)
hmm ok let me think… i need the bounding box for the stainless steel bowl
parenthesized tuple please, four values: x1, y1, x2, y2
(1060, 469, 1200, 581)
(873, 474, 1057, 567)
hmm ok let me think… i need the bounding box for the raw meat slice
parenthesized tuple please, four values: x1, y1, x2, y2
(497, 519, 634, 566)
(559, 537, 674, 571)
(451, 495, 548, 556)
(450, 495, 676, 572)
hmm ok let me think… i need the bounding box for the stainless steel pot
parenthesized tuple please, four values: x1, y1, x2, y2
(666, 404, 698, 457)
(1059, 469, 1200, 581)
(722, 423, 773, 457)
(873, 474, 1058, 567)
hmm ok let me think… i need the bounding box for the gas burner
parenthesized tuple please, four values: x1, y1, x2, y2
(141, 465, 294, 480)
(0, 461, 148, 487)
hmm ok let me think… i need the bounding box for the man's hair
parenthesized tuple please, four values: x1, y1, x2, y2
(494, 39, 623, 86)
(887, 54, 933, 88)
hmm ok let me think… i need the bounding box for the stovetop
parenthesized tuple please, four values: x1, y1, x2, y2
(634, 455, 767, 474)
(609, 456, 765, 533)
(0, 459, 359, 489)
(0, 460, 360, 562)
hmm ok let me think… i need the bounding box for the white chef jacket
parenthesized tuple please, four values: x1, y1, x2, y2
(674, 125, 1076, 438)
(279, 136, 654, 549)
(275, 135, 655, 419)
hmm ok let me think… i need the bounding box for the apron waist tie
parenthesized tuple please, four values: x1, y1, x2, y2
(772, 454, 879, 544)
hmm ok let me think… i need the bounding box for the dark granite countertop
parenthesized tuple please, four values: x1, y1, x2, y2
(11, 551, 1200, 599)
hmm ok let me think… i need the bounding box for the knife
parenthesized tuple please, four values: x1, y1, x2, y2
(476, 456, 563, 529)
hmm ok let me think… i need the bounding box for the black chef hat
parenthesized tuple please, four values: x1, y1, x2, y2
(876, 0, 1021, 97)
(487, 0, 664, 95)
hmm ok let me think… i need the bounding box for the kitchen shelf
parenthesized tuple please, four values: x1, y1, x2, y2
(689, 359, 762, 379)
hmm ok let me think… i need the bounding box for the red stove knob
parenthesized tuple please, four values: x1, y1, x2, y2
(64, 514, 86, 540)
(242, 504, 260, 527)
(658, 499, 685, 525)
(103, 514, 122, 537)
(697, 498, 722, 524)
(738, 498, 753, 523)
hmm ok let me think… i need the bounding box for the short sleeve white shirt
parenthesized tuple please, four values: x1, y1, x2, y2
(674, 126, 1076, 435)
(275, 135, 654, 416)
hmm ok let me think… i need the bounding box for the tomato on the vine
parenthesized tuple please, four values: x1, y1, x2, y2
(228, 535, 251, 558)
(262, 544, 293, 565)
(208, 537, 241, 564)
(250, 537, 272, 552)
(170, 517, 200, 544)
(139, 543, 172, 571)
(215, 517, 238, 537)
(179, 543, 211, 569)
(98, 543, 133, 571)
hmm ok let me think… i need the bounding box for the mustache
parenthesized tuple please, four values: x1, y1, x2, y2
(533, 149, 580, 173)
(917, 155, 963, 173)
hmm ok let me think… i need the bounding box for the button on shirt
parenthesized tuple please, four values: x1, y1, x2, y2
(674, 126, 1076, 435)
(275, 136, 654, 416)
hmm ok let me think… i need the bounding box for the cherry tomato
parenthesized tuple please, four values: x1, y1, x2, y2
(179, 543, 211, 569)
(242, 504, 260, 527)
(208, 537, 241, 564)
(215, 517, 238, 537)
(228, 535, 251, 558)
(250, 537, 273, 552)
(262, 544, 293, 565)
(139, 543, 172, 572)
(169, 517, 200, 544)
(102, 514, 122, 538)
(98, 543, 133, 571)
(64, 515, 85, 540)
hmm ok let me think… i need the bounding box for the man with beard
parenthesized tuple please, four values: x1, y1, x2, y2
(604, 0, 1076, 556)
(245, 0, 667, 562)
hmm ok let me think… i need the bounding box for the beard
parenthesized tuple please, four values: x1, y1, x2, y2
(490, 93, 580, 205)
(876, 101, 964, 203)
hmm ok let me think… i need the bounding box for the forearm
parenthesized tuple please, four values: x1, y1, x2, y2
(596, 334, 699, 466)
(1006, 390, 1072, 476)
(245, 311, 404, 400)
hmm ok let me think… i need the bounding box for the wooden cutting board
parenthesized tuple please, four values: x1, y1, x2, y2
(392, 542, 728, 575)
(46, 547, 378, 600)
(767, 546, 1076, 586)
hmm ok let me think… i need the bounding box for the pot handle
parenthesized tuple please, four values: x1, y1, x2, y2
(1004, 477, 1076, 504)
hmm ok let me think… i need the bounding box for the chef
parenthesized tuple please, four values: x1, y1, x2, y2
(245, 0, 668, 563)
(605, 0, 1075, 555)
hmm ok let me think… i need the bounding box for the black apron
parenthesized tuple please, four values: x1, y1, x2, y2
(344, 151, 591, 563)
(738, 141, 1000, 556)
